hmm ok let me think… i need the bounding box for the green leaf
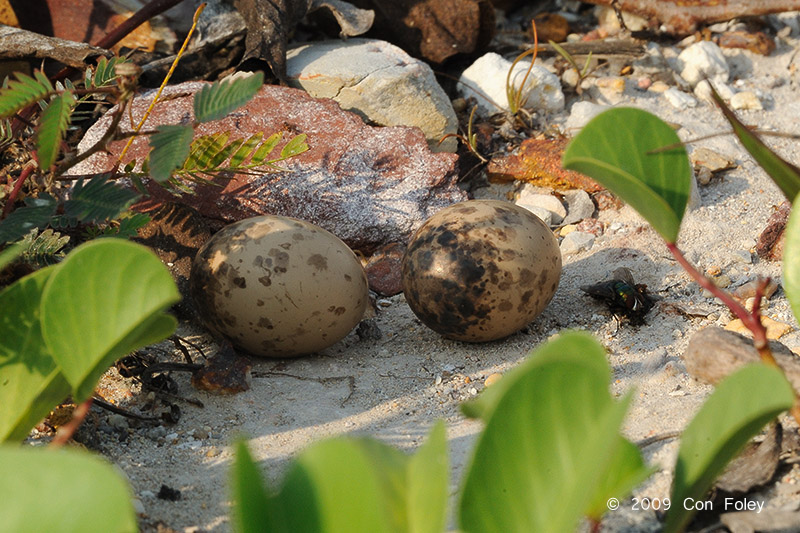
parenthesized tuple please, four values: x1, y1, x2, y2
(562, 108, 692, 243)
(0, 267, 71, 443)
(230, 132, 263, 167)
(0, 241, 26, 271)
(407, 421, 449, 533)
(194, 72, 264, 123)
(40, 239, 180, 401)
(0, 70, 54, 119)
(279, 133, 308, 159)
(232, 441, 275, 533)
(711, 88, 800, 200)
(63, 175, 139, 223)
(37, 91, 75, 170)
(211, 137, 245, 168)
(665, 364, 794, 533)
(0, 446, 137, 532)
(0, 193, 58, 245)
(250, 132, 283, 165)
(459, 331, 648, 533)
(784, 196, 800, 321)
(585, 438, 654, 521)
(148, 124, 193, 182)
(19, 228, 70, 266)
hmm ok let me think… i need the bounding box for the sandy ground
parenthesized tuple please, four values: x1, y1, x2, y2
(34, 28, 800, 533)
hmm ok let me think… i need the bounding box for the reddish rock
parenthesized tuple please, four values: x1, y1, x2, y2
(70, 82, 466, 254)
(717, 31, 775, 56)
(756, 201, 790, 261)
(191, 343, 253, 395)
(487, 137, 603, 192)
(364, 243, 406, 296)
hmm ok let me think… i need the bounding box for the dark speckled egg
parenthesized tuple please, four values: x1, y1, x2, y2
(402, 200, 561, 342)
(190, 216, 369, 357)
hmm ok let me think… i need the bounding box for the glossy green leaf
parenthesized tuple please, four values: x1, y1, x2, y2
(232, 441, 275, 533)
(37, 91, 75, 170)
(0, 267, 70, 442)
(459, 331, 647, 533)
(0, 446, 137, 532)
(194, 72, 264, 123)
(665, 364, 794, 533)
(712, 88, 800, 200)
(147, 124, 193, 182)
(40, 239, 180, 400)
(407, 421, 449, 533)
(784, 196, 800, 322)
(562, 108, 692, 243)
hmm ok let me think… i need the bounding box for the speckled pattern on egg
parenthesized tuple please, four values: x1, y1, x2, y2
(402, 200, 562, 342)
(190, 216, 369, 357)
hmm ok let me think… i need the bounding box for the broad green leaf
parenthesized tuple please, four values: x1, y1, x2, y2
(711, 88, 800, 200)
(562, 108, 692, 243)
(40, 239, 180, 401)
(0, 267, 70, 443)
(37, 91, 75, 170)
(280, 134, 309, 159)
(0, 193, 58, 245)
(0, 446, 137, 532)
(459, 332, 647, 533)
(0, 70, 53, 118)
(194, 72, 264, 123)
(585, 438, 654, 521)
(147, 124, 193, 182)
(63, 175, 139, 223)
(665, 364, 794, 533)
(407, 421, 449, 533)
(784, 196, 800, 321)
(232, 441, 275, 533)
(0, 241, 26, 271)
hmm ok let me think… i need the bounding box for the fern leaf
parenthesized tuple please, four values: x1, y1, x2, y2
(183, 132, 223, 171)
(279, 133, 309, 159)
(19, 228, 70, 266)
(0, 70, 54, 118)
(113, 212, 150, 238)
(210, 138, 244, 168)
(193, 72, 264, 123)
(0, 194, 58, 245)
(250, 132, 283, 165)
(63, 175, 140, 223)
(229, 132, 263, 167)
(148, 124, 193, 182)
(36, 92, 76, 170)
(193, 132, 229, 170)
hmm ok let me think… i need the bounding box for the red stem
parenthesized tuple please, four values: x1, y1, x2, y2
(2, 164, 35, 219)
(50, 398, 93, 448)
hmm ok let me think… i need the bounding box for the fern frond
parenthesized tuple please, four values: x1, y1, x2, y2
(229, 132, 263, 167)
(251, 132, 283, 165)
(36, 92, 76, 170)
(19, 228, 70, 266)
(63, 175, 140, 223)
(147, 124, 194, 182)
(193, 72, 264, 123)
(113, 212, 150, 238)
(280, 133, 308, 159)
(0, 193, 58, 245)
(0, 71, 54, 119)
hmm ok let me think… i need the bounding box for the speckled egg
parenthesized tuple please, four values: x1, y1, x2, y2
(402, 200, 561, 342)
(190, 216, 369, 357)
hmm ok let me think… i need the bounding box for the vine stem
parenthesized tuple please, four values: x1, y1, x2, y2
(50, 398, 93, 448)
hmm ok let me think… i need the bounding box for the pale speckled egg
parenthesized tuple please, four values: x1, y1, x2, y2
(402, 200, 561, 342)
(190, 216, 369, 357)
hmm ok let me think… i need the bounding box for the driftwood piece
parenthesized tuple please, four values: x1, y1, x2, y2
(0, 25, 109, 68)
(581, 0, 800, 35)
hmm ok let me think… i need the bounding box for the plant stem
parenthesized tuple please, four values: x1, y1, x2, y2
(50, 398, 93, 448)
(2, 163, 35, 218)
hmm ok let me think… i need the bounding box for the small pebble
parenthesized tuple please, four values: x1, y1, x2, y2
(132, 498, 145, 515)
(664, 87, 698, 110)
(649, 80, 670, 92)
(560, 224, 577, 236)
(485, 373, 503, 387)
(637, 77, 652, 90)
(560, 231, 595, 254)
(730, 91, 763, 110)
(206, 447, 221, 458)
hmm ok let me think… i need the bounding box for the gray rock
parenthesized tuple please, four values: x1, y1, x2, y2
(562, 189, 595, 225)
(664, 87, 698, 110)
(287, 39, 457, 152)
(560, 231, 595, 255)
(515, 189, 566, 225)
(521, 206, 553, 227)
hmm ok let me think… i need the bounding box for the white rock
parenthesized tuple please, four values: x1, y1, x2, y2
(562, 189, 595, 224)
(730, 91, 763, 110)
(677, 41, 729, 87)
(286, 39, 458, 152)
(560, 231, 595, 254)
(664, 87, 698, 110)
(693, 80, 736, 102)
(458, 52, 565, 116)
(564, 101, 610, 133)
(520, 205, 554, 227)
(515, 190, 566, 225)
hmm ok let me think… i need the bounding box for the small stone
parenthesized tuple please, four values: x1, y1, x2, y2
(286, 39, 458, 152)
(730, 91, 763, 111)
(575, 218, 604, 236)
(691, 147, 735, 173)
(132, 498, 145, 515)
(706, 265, 722, 276)
(108, 413, 129, 430)
(205, 447, 221, 458)
(560, 231, 595, 254)
(636, 77, 652, 90)
(515, 191, 566, 224)
(521, 206, 553, 226)
(191, 342, 253, 395)
(364, 243, 405, 296)
(193, 428, 208, 440)
(713, 274, 731, 288)
(562, 68, 580, 88)
(562, 189, 595, 224)
(459, 52, 565, 115)
(677, 40, 729, 87)
(593, 76, 627, 103)
(560, 224, 577, 236)
(649, 80, 670, 92)
(664, 87, 698, 110)
(485, 373, 503, 387)
(732, 278, 779, 302)
(732, 250, 752, 264)
(139, 490, 155, 499)
(694, 80, 736, 102)
(564, 101, 610, 134)
(756, 201, 791, 261)
(724, 317, 793, 340)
